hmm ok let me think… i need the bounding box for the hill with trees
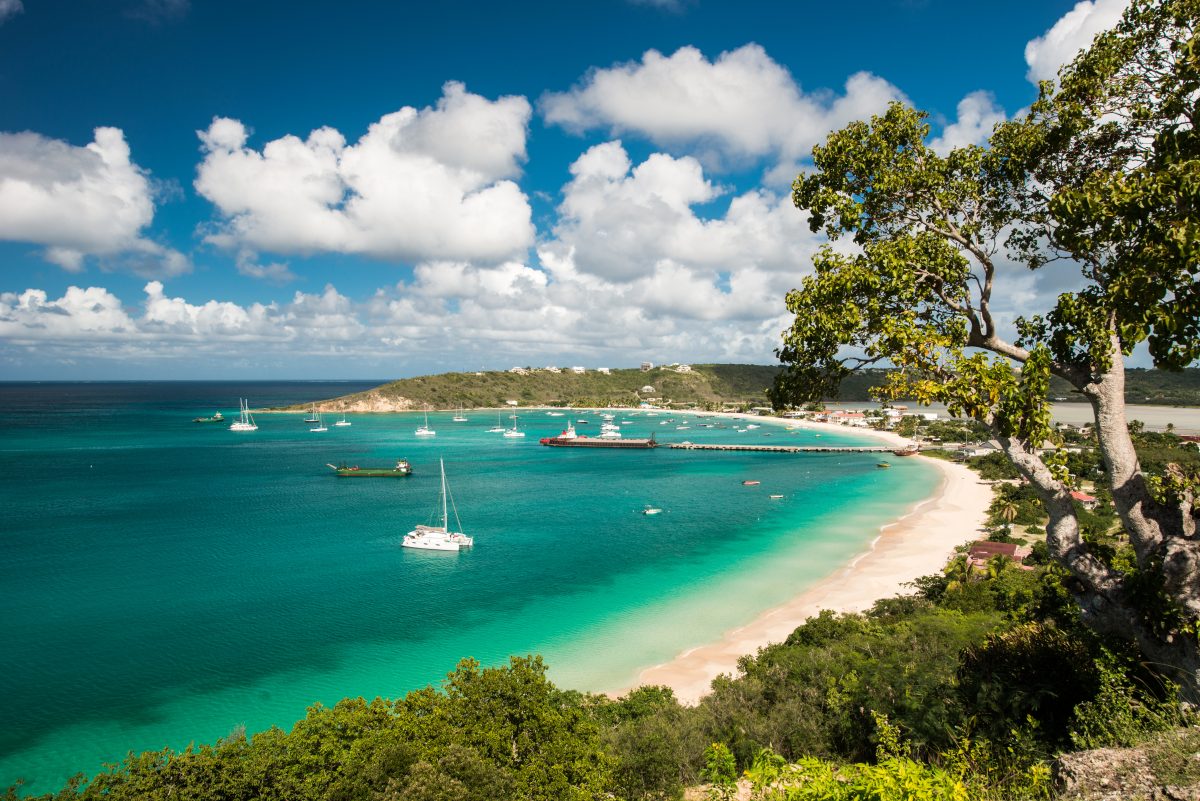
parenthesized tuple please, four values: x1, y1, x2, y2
(283, 364, 786, 412)
(287, 364, 1200, 412)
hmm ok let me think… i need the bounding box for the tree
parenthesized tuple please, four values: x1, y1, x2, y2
(998, 501, 1019, 537)
(772, 0, 1200, 692)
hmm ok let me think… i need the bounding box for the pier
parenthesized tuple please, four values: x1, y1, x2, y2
(668, 443, 898, 453)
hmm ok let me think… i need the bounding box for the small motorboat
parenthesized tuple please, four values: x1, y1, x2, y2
(642, 506, 663, 515)
(742, 480, 760, 486)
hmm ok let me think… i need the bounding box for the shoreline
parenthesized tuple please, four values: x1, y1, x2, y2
(621, 416, 992, 705)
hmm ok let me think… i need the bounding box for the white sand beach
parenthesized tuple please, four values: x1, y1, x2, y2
(630, 415, 993, 705)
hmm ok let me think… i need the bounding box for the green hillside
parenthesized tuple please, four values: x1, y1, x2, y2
(288, 364, 786, 411)
(289, 365, 1200, 411)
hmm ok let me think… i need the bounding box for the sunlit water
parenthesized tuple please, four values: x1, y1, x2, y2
(0, 382, 937, 793)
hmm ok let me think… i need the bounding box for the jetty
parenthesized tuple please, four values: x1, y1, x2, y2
(668, 443, 897, 453)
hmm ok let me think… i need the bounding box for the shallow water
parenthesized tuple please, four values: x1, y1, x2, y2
(0, 382, 937, 793)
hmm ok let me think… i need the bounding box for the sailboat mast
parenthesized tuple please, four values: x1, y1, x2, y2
(440, 458, 448, 530)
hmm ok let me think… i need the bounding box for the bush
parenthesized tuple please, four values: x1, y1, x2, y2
(957, 623, 1098, 749)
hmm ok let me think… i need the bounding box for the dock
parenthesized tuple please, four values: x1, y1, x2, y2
(668, 443, 897, 453)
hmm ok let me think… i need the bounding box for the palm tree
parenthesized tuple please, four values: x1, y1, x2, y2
(944, 554, 973, 592)
(986, 554, 1011, 580)
(998, 501, 1019, 537)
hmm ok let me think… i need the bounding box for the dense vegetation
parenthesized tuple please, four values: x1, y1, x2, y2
(298, 364, 1200, 411)
(293, 364, 785, 411)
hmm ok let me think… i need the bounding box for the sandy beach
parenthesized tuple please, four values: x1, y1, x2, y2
(630, 414, 993, 705)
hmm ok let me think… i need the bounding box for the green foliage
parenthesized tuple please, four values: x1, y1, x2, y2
(701, 606, 1002, 767)
(33, 656, 611, 801)
(598, 687, 696, 801)
(987, 483, 1045, 528)
(957, 623, 1099, 749)
(1069, 652, 1182, 749)
(745, 749, 970, 801)
(966, 453, 1020, 480)
(291, 364, 789, 412)
(918, 418, 994, 443)
(1006, 0, 1200, 370)
(893, 416, 919, 438)
(700, 744, 737, 801)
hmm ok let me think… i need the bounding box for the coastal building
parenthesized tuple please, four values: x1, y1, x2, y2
(509, 367, 529, 375)
(967, 541, 1033, 570)
(544, 366, 561, 373)
(641, 362, 654, 371)
(571, 366, 586, 374)
(823, 410, 868, 427)
(1070, 490, 1099, 510)
(505, 399, 519, 406)
(640, 385, 656, 393)
(596, 367, 611, 374)
(675, 364, 692, 373)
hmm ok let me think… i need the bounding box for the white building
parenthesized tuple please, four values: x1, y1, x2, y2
(596, 367, 611, 374)
(641, 362, 654, 371)
(571, 366, 586, 374)
(640, 385, 656, 393)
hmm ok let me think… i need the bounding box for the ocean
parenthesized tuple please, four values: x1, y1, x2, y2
(0, 381, 938, 794)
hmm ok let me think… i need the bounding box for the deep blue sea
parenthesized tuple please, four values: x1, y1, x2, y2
(0, 381, 938, 794)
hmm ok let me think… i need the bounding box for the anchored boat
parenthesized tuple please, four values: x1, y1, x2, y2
(402, 459, 473, 551)
(539, 423, 658, 449)
(328, 459, 412, 477)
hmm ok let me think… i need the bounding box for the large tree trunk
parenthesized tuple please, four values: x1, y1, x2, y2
(1015, 342, 1200, 695)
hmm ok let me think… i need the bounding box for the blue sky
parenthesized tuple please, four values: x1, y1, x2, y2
(0, 0, 1130, 379)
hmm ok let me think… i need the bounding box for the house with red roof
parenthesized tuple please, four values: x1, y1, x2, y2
(1069, 490, 1099, 510)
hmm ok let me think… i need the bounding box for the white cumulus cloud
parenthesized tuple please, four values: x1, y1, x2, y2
(541, 44, 905, 172)
(545, 141, 818, 285)
(195, 81, 535, 265)
(1025, 0, 1131, 83)
(0, 127, 188, 275)
(929, 91, 1008, 154)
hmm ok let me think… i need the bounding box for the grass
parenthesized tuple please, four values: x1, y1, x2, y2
(1145, 727, 1200, 787)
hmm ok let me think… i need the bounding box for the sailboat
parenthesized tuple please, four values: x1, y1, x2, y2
(503, 414, 525, 438)
(415, 409, 436, 437)
(310, 413, 328, 432)
(487, 411, 506, 433)
(452, 405, 468, 422)
(402, 459, 473, 551)
(303, 404, 319, 423)
(334, 413, 351, 427)
(229, 398, 258, 432)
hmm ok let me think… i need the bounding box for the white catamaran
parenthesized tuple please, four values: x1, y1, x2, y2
(229, 398, 258, 432)
(402, 459, 473, 551)
(415, 410, 436, 437)
(503, 414, 525, 438)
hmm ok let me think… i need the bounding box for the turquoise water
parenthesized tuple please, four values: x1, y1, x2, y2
(0, 382, 937, 793)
